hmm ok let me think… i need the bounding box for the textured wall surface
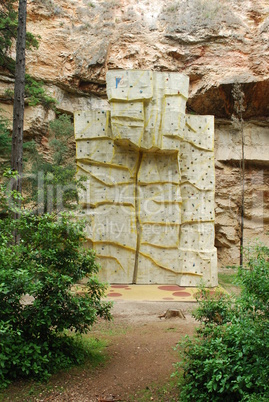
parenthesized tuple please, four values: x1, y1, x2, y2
(1, 0, 268, 266)
(74, 71, 218, 286)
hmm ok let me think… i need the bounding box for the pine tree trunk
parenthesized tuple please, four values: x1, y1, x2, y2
(11, 0, 27, 221)
(11, 0, 27, 244)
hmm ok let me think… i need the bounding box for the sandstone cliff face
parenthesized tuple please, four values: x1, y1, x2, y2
(0, 0, 268, 266)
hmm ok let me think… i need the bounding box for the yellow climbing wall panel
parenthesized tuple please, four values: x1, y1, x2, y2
(74, 70, 218, 286)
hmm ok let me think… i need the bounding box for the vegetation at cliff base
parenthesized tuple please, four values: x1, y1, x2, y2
(0, 7, 93, 386)
(23, 113, 84, 213)
(0, 173, 112, 389)
(174, 242, 269, 401)
(0, 112, 11, 163)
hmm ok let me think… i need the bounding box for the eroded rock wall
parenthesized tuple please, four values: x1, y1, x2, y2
(215, 121, 269, 265)
(0, 0, 268, 267)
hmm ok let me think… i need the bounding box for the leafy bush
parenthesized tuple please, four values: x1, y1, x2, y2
(25, 75, 56, 109)
(48, 113, 75, 164)
(0, 112, 11, 164)
(0, 0, 39, 74)
(0, 1, 54, 110)
(173, 243, 269, 401)
(5, 75, 56, 110)
(0, 179, 112, 388)
(23, 114, 85, 213)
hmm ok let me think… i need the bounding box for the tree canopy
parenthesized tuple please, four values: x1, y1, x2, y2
(0, 0, 39, 74)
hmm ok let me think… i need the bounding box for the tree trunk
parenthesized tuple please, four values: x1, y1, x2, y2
(11, 0, 27, 244)
(232, 83, 245, 266)
(11, 0, 27, 220)
(240, 117, 245, 266)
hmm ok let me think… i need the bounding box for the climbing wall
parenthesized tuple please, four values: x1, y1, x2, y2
(74, 70, 218, 286)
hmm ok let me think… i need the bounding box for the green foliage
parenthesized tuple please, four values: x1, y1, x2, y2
(0, 112, 11, 162)
(0, 169, 22, 217)
(24, 114, 84, 213)
(25, 75, 56, 109)
(48, 113, 75, 164)
(5, 75, 56, 110)
(238, 243, 269, 318)
(192, 287, 234, 326)
(218, 271, 237, 286)
(0, 1, 54, 110)
(0, 1, 17, 55)
(0, 179, 112, 388)
(0, 0, 39, 73)
(129, 379, 179, 402)
(173, 243, 269, 401)
(0, 337, 106, 401)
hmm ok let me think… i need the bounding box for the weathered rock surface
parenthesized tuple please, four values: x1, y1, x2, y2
(0, 0, 268, 267)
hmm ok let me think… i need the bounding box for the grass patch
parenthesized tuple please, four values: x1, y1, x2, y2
(129, 378, 180, 402)
(218, 272, 237, 287)
(78, 336, 108, 367)
(0, 336, 108, 401)
(91, 321, 129, 338)
(218, 270, 242, 296)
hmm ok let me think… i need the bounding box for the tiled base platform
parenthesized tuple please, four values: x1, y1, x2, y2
(105, 284, 226, 302)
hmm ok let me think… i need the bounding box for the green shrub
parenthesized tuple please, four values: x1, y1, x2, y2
(0, 0, 39, 74)
(48, 113, 75, 164)
(173, 243, 269, 401)
(0, 112, 11, 164)
(0, 180, 112, 388)
(6, 76, 56, 110)
(23, 114, 85, 213)
(25, 75, 56, 109)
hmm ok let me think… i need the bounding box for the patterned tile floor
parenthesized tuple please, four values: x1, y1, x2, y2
(105, 284, 227, 302)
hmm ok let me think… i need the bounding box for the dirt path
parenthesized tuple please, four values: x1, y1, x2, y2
(2, 301, 198, 402)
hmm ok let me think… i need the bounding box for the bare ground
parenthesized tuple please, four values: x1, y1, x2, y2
(2, 301, 198, 402)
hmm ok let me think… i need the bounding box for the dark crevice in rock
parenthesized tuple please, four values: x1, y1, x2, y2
(78, 80, 106, 95)
(188, 79, 269, 119)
